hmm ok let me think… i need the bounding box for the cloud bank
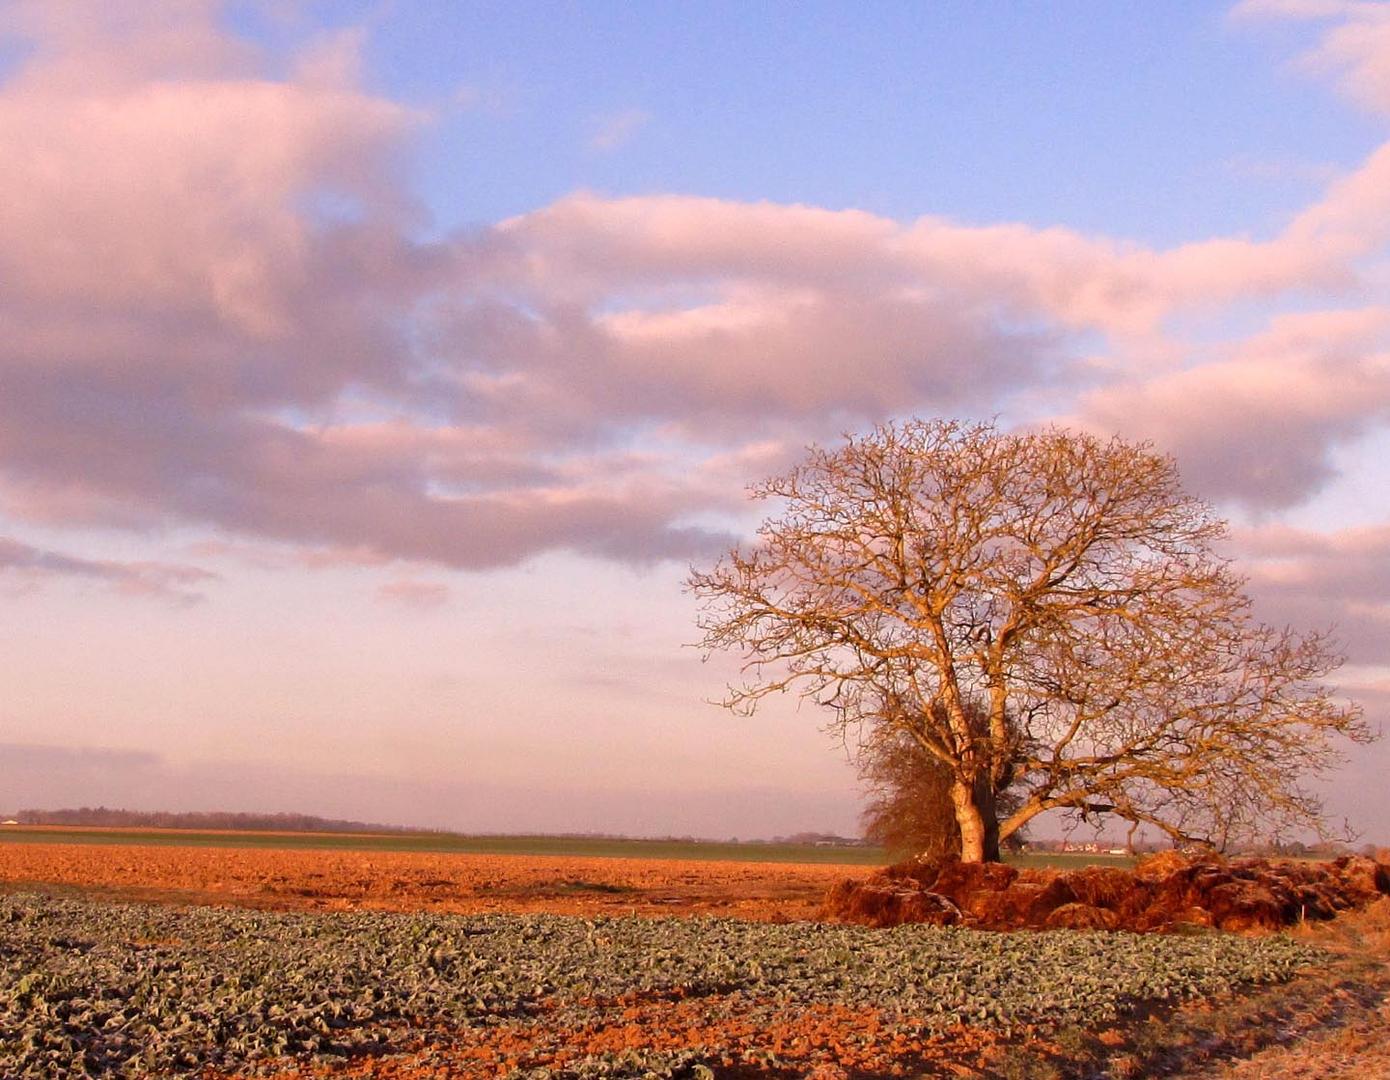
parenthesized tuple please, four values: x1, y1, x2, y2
(0, 536, 214, 602)
(0, 1, 1388, 665)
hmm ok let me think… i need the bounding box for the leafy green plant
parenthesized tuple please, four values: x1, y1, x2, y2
(0, 891, 1319, 1078)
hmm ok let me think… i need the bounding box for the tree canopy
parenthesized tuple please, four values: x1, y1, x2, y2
(690, 419, 1372, 862)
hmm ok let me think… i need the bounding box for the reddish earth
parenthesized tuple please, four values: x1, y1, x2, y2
(0, 841, 851, 920)
(228, 998, 1010, 1079)
(822, 851, 1390, 933)
(11, 839, 1381, 934)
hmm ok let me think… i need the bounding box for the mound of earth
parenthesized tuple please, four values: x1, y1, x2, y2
(821, 852, 1390, 933)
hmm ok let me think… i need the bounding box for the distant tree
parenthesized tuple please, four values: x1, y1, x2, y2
(859, 703, 1028, 861)
(690, 419, 1372, 862)
(16, 807, 414, 834)
(858, 729, 962, 861)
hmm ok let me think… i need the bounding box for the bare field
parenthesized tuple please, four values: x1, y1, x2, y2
(0, 841, 853, 920)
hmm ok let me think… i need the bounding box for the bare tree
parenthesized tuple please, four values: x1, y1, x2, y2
(690, 419, 1372, 862)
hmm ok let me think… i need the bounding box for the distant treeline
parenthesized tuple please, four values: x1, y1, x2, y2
(770, 832, 870, 847)
(13, 807, 421, 834)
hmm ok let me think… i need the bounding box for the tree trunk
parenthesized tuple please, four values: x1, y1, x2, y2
(950, 776, 1002, 863)
(976, 773, 1002, 862)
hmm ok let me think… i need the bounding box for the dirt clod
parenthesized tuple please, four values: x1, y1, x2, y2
(822, 854, 1390, 933)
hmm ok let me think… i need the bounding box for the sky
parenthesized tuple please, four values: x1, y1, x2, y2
(1, 0, 1389, 841)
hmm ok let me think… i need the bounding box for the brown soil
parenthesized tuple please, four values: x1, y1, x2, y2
(227, 998, 1010, 1079)
(822, 852, 1390, 934)
(0, 841, 850, 920)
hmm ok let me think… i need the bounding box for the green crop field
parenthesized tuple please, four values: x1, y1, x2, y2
(0, 825, 892, 865)
(0, 890, 1318, 1079)
(0, 824, 1146, 870)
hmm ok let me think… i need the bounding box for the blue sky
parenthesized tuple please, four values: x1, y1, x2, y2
(222, 2, 1381, 241)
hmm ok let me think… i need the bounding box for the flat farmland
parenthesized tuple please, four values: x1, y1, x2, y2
(0, 838, 859, 920)
(0, 831, 1131, 920)
(3, 833, 1386, 1079)
(0, 825, 889, 864)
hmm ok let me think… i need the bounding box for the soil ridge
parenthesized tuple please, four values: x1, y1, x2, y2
(821, 852, 1390, 933)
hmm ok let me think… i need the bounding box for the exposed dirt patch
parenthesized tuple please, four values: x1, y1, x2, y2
(0, 841, 849, 920)
(822, 852, 1390, 933)
(226, 998, 1012, 1079)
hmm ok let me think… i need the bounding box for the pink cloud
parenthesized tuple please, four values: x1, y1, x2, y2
(1236, 0, 1390, 114)
(1, 0, 1390, 583)
(0, 1, 256, 92)
(0, 536, 215, 603)
(485, 156, 1390, 401)
(1238, 520, 1390, 600)
(587, 108, 650, 152)
(376, 580, 451, 609)
(0, 9, 740, 570)
(1234, 522, 1390, 664)
(1073, 308, 1390, 506)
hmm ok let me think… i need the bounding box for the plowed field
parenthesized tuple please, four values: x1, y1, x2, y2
(0, 841, 850, 920)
